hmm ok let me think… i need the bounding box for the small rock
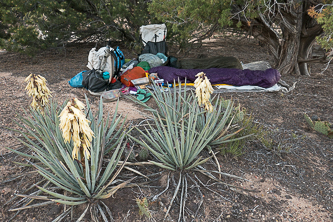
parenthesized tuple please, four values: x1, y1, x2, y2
(285, 195, 292, 199)
(47, 206, 61, 215)
(311, 115, 320, 121)
(272, 189, 281, 196)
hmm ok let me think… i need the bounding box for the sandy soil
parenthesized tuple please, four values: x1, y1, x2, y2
(0, 37, 332, 221)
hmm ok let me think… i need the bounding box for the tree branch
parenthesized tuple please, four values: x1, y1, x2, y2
(298, 56, 328, 64)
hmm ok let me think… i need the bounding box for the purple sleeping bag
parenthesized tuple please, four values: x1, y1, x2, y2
(149, 66, 281, 88)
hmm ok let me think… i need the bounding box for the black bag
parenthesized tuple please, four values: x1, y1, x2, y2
(142, 41, 168, 55)
(82, 69, 122, 93)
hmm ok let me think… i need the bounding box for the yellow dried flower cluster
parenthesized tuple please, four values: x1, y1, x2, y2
(194, 72, 214, 112)
(24, 74, 52, 110)
(59, 98, 94, 160)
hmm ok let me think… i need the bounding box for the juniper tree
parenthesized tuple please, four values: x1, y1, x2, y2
(149, 0, 333, 76)
(0, 0, 153, 55)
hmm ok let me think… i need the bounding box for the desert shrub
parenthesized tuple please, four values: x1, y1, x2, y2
(127, 82, 249, 221)
(8, 97, 132, 221)
(131, 81, 252, 148)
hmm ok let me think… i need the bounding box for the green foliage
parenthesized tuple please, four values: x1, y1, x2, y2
(136, 197, 152, 219)
(130, 83, 253, 159)
(313, 6, 333, 53)
(8, 98, 132, 220)
(0, 0, 156, 55)
(304, 113, 333, 138)
(148, 0, 265, 48)
(128, 102, 212, 171)
(128, 83, 248, 171)
(304, 113, 315, 128)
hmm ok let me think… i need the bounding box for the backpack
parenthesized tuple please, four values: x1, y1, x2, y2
(113, 46, 125, 76)
(82, 69, 122, 93)
(140, 24, 168, 55)
(87, 45, 125, 79)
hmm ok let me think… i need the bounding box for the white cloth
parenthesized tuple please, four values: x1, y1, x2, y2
(215, 84, 282, 92)
(140, 24, 167, 46)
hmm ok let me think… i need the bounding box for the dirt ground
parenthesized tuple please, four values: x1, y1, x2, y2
(0, 37, 332, 222)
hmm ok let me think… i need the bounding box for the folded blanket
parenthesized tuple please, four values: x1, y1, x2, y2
(149, 66, 281, 88)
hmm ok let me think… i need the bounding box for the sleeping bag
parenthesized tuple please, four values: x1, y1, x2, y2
(175, 56, 243, 70)
(149, 66, 281, 88)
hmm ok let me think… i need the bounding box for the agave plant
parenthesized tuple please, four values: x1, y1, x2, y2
(131, 80, 251, 147)
(7, 97, 132, 221)
(127, 96, 248, 221)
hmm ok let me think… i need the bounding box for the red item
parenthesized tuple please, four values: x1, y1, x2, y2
(111, 77, 117, 83)
(120, 67, 147, 87)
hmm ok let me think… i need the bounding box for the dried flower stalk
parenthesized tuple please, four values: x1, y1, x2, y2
(24, 73, 51, 110)
(59, 98, 94, 160)
(194, 72, 214, 112)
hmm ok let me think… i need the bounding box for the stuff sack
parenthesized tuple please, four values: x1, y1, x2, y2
(120, 67, 147, 87)
(137, 61, 151, 71)
(82, 69, 110, 92)
(113, 46, 125, 76)
(139, 53, 164, 68)
(142, 41, 168, 55)
(140, 24, 168, 55)
(69, 70, 87, 88)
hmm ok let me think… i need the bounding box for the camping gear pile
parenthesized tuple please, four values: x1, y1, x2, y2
(69, 24, 282, 102)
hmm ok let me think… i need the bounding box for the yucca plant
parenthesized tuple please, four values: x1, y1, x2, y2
(8, 96, 126, 162)
(195, 97, 253, 147)
(130, 80, 250, 147)
(7, 97, 132, 221)
(128, 97, 247, 221)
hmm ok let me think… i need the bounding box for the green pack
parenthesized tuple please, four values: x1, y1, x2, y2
(137, 61, 151, 71)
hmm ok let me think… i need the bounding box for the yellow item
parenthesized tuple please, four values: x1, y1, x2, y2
(174, 83, 232, 87)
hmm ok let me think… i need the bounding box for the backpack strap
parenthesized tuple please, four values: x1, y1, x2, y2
(110, 50, 119, 78)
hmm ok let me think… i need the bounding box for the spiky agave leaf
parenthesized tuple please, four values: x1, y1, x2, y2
(9, 97, 131, 221)
(127, 79, 195, 123)
(128, 99, 225, 171)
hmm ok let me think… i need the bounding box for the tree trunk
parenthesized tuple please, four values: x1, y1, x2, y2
(276, 28, 302, 75)
(239, 2, 323, 76)
(274, 3, 303, 76)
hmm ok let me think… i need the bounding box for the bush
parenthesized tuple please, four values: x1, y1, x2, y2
(8, 97, 132, 221)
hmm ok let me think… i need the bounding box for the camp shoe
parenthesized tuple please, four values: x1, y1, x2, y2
(137, 93, 145, 101)
(141, 92, 152, 103)
(136, 89, 147, 95)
